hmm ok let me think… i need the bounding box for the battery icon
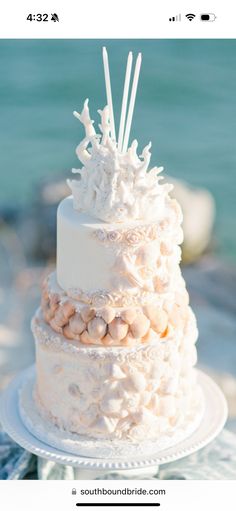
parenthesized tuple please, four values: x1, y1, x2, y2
(200, 13, 216, 21)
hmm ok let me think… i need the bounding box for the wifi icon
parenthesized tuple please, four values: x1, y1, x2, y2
(186, 13, 196, 21)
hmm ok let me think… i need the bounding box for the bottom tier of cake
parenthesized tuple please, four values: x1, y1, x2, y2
(32, 308, 203, 443)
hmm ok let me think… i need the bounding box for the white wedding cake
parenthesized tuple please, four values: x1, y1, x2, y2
(31, 52, 203, 451)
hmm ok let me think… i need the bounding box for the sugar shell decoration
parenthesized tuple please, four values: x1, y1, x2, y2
(41, 278, 190, 347)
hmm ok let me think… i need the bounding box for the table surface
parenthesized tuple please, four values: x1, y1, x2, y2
(1, 423, 236, 480)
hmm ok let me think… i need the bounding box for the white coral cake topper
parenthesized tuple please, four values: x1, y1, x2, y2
(68, 49, 173, 223)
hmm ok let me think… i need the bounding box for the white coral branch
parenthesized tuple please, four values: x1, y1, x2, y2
(69, 101, 172, 223)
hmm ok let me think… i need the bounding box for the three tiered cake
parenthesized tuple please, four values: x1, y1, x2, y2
(30, 51, 203, 454)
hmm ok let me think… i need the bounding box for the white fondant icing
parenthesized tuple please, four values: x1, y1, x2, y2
(57, 198, 114, 291)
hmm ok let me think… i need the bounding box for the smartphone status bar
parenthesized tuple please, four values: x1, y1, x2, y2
(0, 0, 234, 38)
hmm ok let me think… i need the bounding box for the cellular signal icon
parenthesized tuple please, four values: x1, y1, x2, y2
(169, 14, 181, 21)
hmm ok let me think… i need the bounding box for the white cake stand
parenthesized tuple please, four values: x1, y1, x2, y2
(0, 366, 228, 479)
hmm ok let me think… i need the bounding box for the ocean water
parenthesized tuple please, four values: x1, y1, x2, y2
(0, 40, 236, 260)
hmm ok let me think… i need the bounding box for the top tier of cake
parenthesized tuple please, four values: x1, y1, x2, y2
(57, 194, 183, 301)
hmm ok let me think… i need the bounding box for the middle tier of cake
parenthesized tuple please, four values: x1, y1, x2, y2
(41, 270, 190, 347)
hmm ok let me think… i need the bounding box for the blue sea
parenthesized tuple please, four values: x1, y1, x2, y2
(0, 40, 236, 260)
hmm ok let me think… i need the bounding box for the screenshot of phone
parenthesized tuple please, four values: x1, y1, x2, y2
(0, 1, 235, 510)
